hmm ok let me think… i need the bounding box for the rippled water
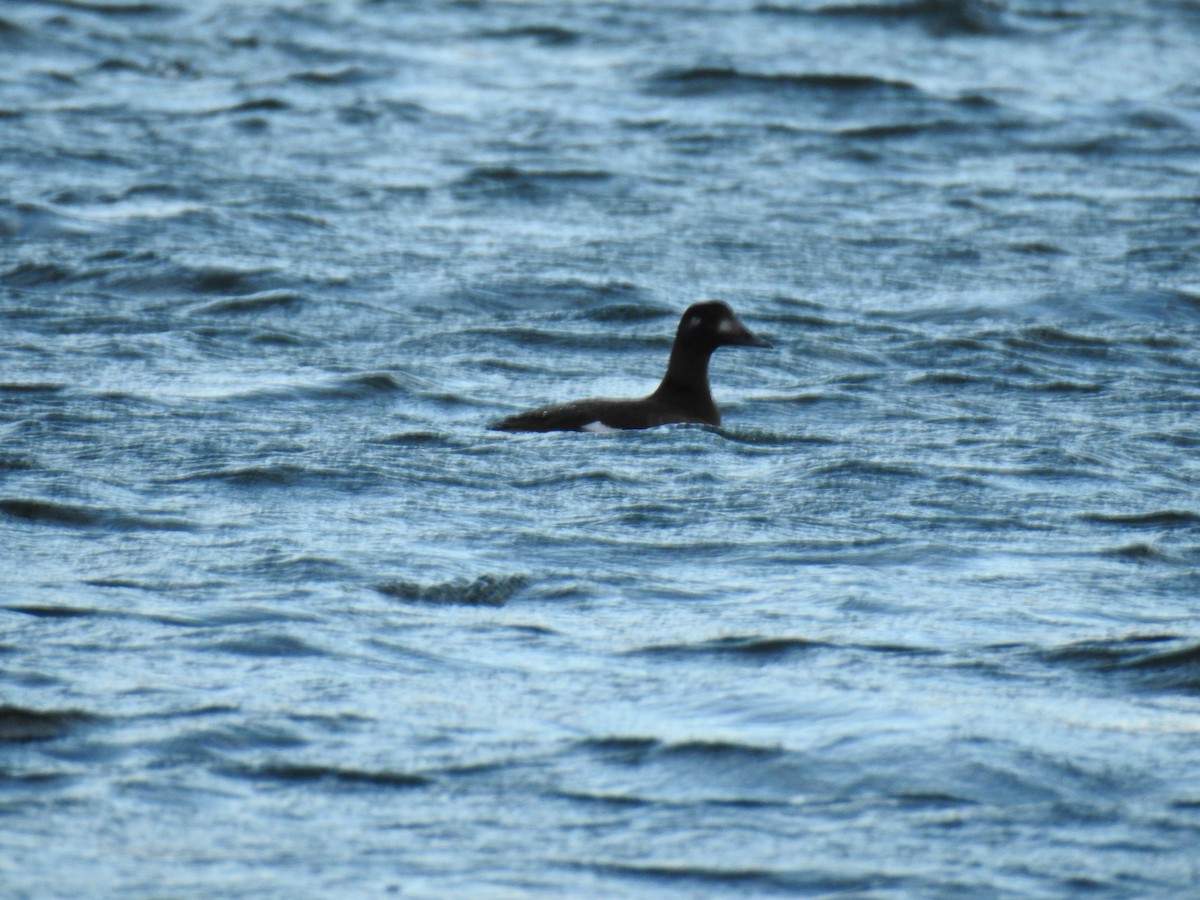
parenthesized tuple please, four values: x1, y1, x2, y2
(3, 0, 1200, 896)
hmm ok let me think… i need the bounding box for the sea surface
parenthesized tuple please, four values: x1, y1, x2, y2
(2, 0, 1200, 896)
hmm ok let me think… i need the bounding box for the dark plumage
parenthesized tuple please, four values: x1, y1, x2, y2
(490, 301, 772, 433)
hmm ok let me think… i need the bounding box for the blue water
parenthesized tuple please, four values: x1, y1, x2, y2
(3, 0, 1200, 895)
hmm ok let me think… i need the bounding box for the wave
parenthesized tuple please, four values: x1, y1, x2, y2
(479, 25, 581, 46)
(626, 634, 942, 661)
(837, 118, 957, 140)
(627, 634, 833, 659)
(810, 459, 930, 479)
(3, 604, 100, 619)
(289, 67, 375, 87)
(82, 256, 289, 299)
(1080, 510, 1200, 530)
(301, 372, 414, 401)
(452, 166, 617, 202)
(549, 788, 653, 808)
(757, 0, 1016, 37)
(337, 98, 429, 127)
(180, 604, 321, 628)
(2, 260, 88, 287)
(180, 265, 282, 296)
(575, 736, 783, 766)
(646, 66, 918, 99)
(204, 97, 291, 117)
(0, 202, 100, 241)
(1040, 634, 1200, 693)
(375, 573, 528, 607)
(227, 762, 430, 789)
(30, 1, 177, 16)
(1001, 325, 1115, 356)
(195, 372, 414, 404)
(0, 497, 194, 531)
(166, 463, 373, 489)
(578, 299, 667, 322)
(0, 455, 41, 474)
(4, 600, 199, 627)
(372, 429, 460, 448)
(713, 426, 837, 448)
(149, 718, 306, 761)
(0, 17, 28, 42)
(456, 276, 647, 315)
(572, 859, 907, 894)
(0, 381, 67, 394)
(211, 634, 327, 658)
(510, 470, 646, 488)
(192, 290, 306, 315)
(0, 705, 101, 743)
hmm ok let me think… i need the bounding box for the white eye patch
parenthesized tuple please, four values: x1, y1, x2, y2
(717, 317, 738, 336)
(685, 315, 703, 329)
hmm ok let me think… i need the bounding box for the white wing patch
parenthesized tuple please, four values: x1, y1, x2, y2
(582, 420, 623, 433)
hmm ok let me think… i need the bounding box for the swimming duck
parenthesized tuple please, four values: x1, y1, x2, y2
(491, 301, 772, 432)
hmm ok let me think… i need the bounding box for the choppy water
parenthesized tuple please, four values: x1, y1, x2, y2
(3, 0, 1200, 896)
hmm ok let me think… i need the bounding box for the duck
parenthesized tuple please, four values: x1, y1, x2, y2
(490, 301, 772, 433)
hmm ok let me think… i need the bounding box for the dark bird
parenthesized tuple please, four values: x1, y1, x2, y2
(491, 301, 772, 433)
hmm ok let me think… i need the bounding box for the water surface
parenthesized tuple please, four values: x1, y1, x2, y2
(2, 0, 1200, 896)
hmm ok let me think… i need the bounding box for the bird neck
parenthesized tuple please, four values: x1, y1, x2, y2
(652, 340, 717, 414)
